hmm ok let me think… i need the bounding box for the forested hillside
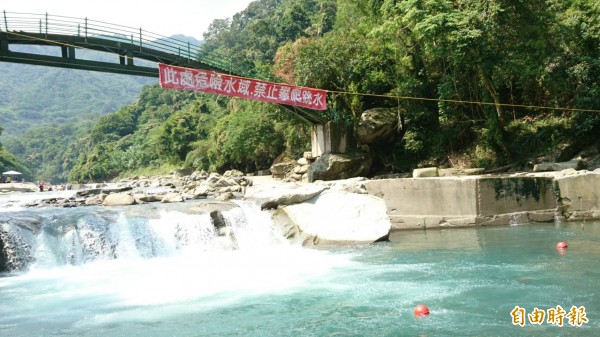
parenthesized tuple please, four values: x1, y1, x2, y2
(0, 65, 151, 135)
(280, 0, 600, 172)
(0, 127, 31, 178)
(68, 0, 334, 182)
(0, 69, 150, 182)
(5, 0, 600, 183)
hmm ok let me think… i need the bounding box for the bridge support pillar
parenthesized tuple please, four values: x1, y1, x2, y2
(311, 122, 352, 157)
(126, 51, 134, 66)
(1, 38, 8, 54)
(61, 46, 76, 60)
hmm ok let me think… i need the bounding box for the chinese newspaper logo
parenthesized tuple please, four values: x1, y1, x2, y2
(511, 305, 588, 327)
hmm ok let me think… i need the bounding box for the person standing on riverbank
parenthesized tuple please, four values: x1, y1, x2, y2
(38, 181, 44, 192)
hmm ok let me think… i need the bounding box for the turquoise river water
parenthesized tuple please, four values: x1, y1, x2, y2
(0, 201, 598, 336)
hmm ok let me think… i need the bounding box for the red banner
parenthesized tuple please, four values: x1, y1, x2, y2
(158, 63, 327, 111)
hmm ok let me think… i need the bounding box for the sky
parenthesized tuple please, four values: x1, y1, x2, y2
(3, 0, 255, 40)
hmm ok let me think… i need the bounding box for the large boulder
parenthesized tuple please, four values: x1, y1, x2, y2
(356, 108, 398, 144)
(315, 177, 369, 194)
(160, 192, 184, 203)
(577, 140, 600, 170)
(279, 190, 391, 245)
(209, 210, 232, 237)
(244, 182, 327, 209)
(413, 167, 439, 178)
(133, 193, 163, 203)
(102, 193, 136, 206)
(270, 153, 296, 178)
(308, 152, 371, 182)
(85, 193, 107, 205)
(214, 177, 241, 188)
(78, 186, 133, 197)
(190, 185, 211, 199)
(586, 154, 600, 171)
(439, 168, 485, 177)
(270, 161, 296, 178)
(223, 169, 244, 177)
(190, 170, 209, 180)
(533, 159, 583, 172)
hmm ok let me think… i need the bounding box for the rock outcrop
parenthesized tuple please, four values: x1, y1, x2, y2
(270, 154, 296, 179)
(244, 182, 327, 209)
(307, 152, 371, 182)
(102, 193, 136, 206)
(356, 107, 398, 144)
(22, 170, 252, 209)
(0, 213, 43, 271)
(533, 159, 583, 172)
(270, 154, 315, 183)
(160, 192, 184, 203)
(413, 167, 439, 178)
(279, 190, 391, 245)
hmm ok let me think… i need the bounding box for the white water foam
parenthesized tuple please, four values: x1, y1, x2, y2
(1, 201, 360, 331)
(2, 240, 356, 329)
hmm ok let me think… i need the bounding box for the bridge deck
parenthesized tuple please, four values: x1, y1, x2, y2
(0, 31, 225, 77)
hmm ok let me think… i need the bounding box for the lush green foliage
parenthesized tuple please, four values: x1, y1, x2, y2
(288, 0, 600, 171)
(67, 84, 310, 182)
(202, 0, 337, 78)
(3, 0, 600, 182)
(0, 127, 32, 180)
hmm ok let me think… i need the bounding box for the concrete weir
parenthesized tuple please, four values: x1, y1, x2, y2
(364, 171, 600, 230)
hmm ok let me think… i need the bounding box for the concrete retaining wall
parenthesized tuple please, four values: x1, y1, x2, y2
(555, 172, 600, 221)
(365, 177, 479, 229)
(475, 176, 557, 227)
(365, 171, 600, 230)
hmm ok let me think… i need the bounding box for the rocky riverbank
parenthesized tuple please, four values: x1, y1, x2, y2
(0, 182, 39, 193)
(1, 170, 390, 246)
(3, 166, 599, 246)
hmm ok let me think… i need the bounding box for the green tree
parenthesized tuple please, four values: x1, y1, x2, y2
(207, 103, 286, 172)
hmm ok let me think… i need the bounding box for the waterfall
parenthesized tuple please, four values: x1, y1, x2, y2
(0, 201, 287, 272)
(224, 200, 289, 249)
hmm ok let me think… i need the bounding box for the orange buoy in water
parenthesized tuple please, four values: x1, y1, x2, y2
(413, 304, 430, 317)
(556, 241, 568, 249)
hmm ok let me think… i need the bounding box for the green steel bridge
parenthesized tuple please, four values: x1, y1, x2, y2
(0, 11, 324, 123)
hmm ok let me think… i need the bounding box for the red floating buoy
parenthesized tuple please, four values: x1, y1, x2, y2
(556, 241, 568, 249)
(413, 304, 430, 317)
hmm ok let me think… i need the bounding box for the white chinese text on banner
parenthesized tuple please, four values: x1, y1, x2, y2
(159, 63, 327, 111)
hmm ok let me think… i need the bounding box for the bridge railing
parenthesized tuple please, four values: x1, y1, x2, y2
(1, 11, 244, 75)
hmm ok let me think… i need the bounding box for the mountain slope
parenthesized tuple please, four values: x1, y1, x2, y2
(0, 35, 201, 182)
(0, 63, 154, 135)
(0, 34, 202, 137)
